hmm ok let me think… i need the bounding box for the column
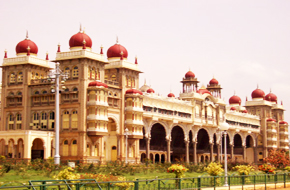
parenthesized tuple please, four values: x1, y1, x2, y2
(166, 139, 171, 163)
(254, 146, 258, 164)
(243, 145, 247, 161)
(193, 141, 197, 164)
(217, 144, 220, 162)
(146, 137, 150, 160)
(185, 140, 189, 163)
(230, 144, 234, 162)
(210, 143, 213, 162)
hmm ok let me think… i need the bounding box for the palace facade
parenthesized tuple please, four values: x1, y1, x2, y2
(0, 27, 288, 164)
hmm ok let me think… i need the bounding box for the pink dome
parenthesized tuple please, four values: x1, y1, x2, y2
(147, 88, 155, 93)
(251, 88, 265, 99)
(16, 39, 38, 55)
(265, 92, 277, 102)
(209, 78, 219, 85)
(242, 110, 248, 113)
(197, 88, 212, 95)
(229, 95, 241, 105)
(279, 121, 288, 125)
(69, 32, 92, 48)
(185, 71, 195, 78)
(230, 107, 236, 111)
(126, 89, 143, 95)
(107, 44, 128, 58)
(168, 93, 175, 97)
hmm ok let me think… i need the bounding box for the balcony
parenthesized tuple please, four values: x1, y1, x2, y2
(87, 114, 108, 121)
(267, 129, 277, 133)
(267, 137, 277, 141)
(125, 106, 143, 112)
(87, 101, 108, 107)
(279, 139, 289, 143)
(143, 110, 192, 124)
(279, 131, 289, 135)
(87, 127, 108, 136)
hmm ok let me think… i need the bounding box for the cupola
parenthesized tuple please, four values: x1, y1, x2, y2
(107, 38, 128, 60)
(16, 32, 38, 56)
(69, 26, 92, 50)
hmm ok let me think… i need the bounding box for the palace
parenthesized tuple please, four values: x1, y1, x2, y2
(0, 27, 288, 164)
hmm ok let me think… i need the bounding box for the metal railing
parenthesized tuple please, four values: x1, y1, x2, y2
(0, 173, 290, 189)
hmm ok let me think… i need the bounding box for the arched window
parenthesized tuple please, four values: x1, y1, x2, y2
(65, 88, 69, 92)
(17, 72, 23, 83)
(73, 87, 78, 91)
(72, 111, 78, 129)
(50, 112, 55, 120)
(49, 112, 55, 129)
(71, 140, 77, 156)
(65, 67, 70, 78)
(8, 92, 14, 96)
(42, 91, 47, 94)
(16, 114, 22, 129)
(41, 113, 47, 120)
(9, 114, 14, 121)
(94, 144, 99, 156)
(35, 91, 40, 95)
(35, 73, 39, 79)
(72, 66, 78, 78)
(40, 74, 43, 79)
(96, 68, 100, 80)
(63, 140, 69, 156)
(91, 68, 95, 79)
(16, 114, 22, 121)
(111, 75, 116, 81)
(31, 72, 35, 79)
(63, 111, 69, 129)
(33, 113, 39, 120)
(88, 67, 91, 79)
(17, 92, 22, 96)
(86, 143, 91, 156)
(10, 73, 16, 83)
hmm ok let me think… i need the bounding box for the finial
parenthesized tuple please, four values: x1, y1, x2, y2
(116, 36, 119, 44)
(26, 30, 29, 39)
(83, 27, 85, 34)
(270, 88, 272, 93)
(120, 51, 123, 60)
(82, 39, 86, 49)
(4, 49, 7, 58)
(57, 43, 61, 52)
(46, 51, 49, 60)
(27, 46, 30, 56)
(234, 90, 236, 95)
(213, 74, 215, 79)
(144, 79, 146, 85)
(281, 101, 283, 105)
(135, 56, 138, 64)
(79, 23, 82, 33)
(257, 84, 259, 89)
(246, 96, 248, 101)
(100, 45, 103, 54)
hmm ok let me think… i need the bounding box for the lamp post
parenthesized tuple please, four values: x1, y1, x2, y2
(124, 128, 129, 164)
(49, 62, 67, 165)
(219, 122, 230, 186)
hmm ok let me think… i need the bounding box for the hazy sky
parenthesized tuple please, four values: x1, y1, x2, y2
(1, 0, 290, 123)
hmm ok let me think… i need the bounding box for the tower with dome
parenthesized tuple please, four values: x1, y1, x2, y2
(0, 27, 288, 164)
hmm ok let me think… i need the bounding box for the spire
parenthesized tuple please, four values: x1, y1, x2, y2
(57, 43, 61, 52)
(82, 39, 86, 49)
(116, 36, 119, 44)
(144, 79, 146, 85)
(135, 56, 138, 64)
(100, 45, 103, 54)
(26, 30, 29, 40)
(4, 49, 7, 58)
(281, 101, 283, 105)
(79, 23, 82, 33)
(246, 96, 248, 101)
(234, 90, 236, 95)
(46, 52, 49, 60)
(257, 84, 259, 89)
(120, 51, 124, 60)
(27, 46, 31, 56)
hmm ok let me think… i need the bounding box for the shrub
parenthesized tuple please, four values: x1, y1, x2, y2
(233, 165, 255, 176)
(167, 164, 188, 178)
(53, 167, 80, 180)
(258, 164, 276, 174)
(205, 162, 224, 176)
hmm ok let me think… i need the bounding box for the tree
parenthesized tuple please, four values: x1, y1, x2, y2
(264, 149, 290, 169)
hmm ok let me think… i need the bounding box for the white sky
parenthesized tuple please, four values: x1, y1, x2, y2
(0, 0, 290, 123)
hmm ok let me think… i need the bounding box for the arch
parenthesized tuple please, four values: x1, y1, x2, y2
(111, 146, 117, 161)
(155, 154, 160, 163)
(63, 140, 69, 156)
(71, 139, 78, 156)
(17, 72, 23, 82)
(108, 115, 120, 134)
(246, 135, 254, 148)
(197, 128, 210, 151)
(171, 125, 185, 161)
(139, 127, 146, 151)
(8, 139, 15, 158)
(72, 66, 79, 78)
(149, 121, 169, 137)
(233, 134, 243, 147)
(31, 138, 44, 160)
(169, 124, 187, 139)
(161, 154, 166, 163)
(17, 138, 24, 158)
(194, 127, 213, 143)
(150, 123, 166, 151)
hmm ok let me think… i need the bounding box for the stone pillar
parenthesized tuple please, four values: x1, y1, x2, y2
(210, 143, 214, 162)
(217, 144, 220, 162)
(243, 145, 247, 161)
(185, 140, 189, 163)
(146, 138, 150, 160)
(166, 139, 171, 163)
(193, 141, 197, 164)
(230, 144, 234, 162)
(254, 146, 258, 164)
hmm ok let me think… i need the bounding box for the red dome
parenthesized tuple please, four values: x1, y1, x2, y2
(126, 89, 142, 95)
(107, 44, 128, 58)
(230, 107, 236, 111)
(229, 95, 241, 105)
(16, 39, 38, 55)
(279, 121, 288, 125)
(185, 71, 195, 78)
(251, 88, 265, 99)
(88, 81, 108, 88)
(265, 92, 277, 102)
(168, 93, 175, 97)
(147, 88, 155, 93)
(197, 88, 212, 95)
(69, 32, 92, 48)
(242, 110, 248, 113)
(267, 118, 276, 122)
(209, 78, 219, 85)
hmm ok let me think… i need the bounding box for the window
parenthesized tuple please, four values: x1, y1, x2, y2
(35, 73, 39, 79)
(72, 111, 78, 129)
(31, 72, 35, 79)
(91, 68, 95, 79)
(96, 68, 100, 80)
(86, 144, 91, 156)
(63, 140, 69, 156)
(17, 72, 23, 82)
(111, 75, 116, 81)
(64, 94, 70, 100)
(71, 140, 77, 156)
(9, 115, 14, 121)
(35, 91, 40, 95)
(72, 66, 78, 78)
(42, 113, 47, 120)
(10, 73, 16, 83)
(65, 67, 70, 78)
(63, 111, 69, 129)
(17, 92, 22, 96)
(73, 87, 78, 91)
(17, 114, 21, 121)
(88, 67, 91, 79)
(50, 112, 55, 120)
(43, 91, 47, 94)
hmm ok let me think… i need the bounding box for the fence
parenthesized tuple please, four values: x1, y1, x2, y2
(0, 173, 290, 190)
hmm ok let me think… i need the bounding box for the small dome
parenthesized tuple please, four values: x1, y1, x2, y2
(209, 78, 219, 85)
(107, 44, 128, 59)
(197, 88, 212, 95)
(229, 95, 241, 105)
(242, 110, 248, 113)
(147, 88, 155, 93)
(16, 38, 38, 55)
(126, 89, 142, 95)
(251, 88, 265, 99)
(230, 107, 236, 111)
(140, 84, 150, 92)
(279, 121, 288, 125)
(88, 81, 108, 88)
(69, 31, 92, 49)
(168, 93, 175, 97)
(185, 71, 195, 78)
(265, 92, 277, 102)
(267, 118, 276, 122)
